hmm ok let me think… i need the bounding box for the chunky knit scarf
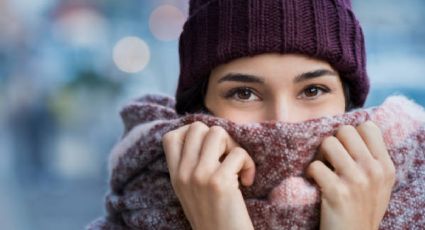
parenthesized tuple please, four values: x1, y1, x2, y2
(87, 94, 425, 230)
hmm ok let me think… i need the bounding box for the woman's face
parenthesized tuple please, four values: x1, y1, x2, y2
(204, 53, 346, 124)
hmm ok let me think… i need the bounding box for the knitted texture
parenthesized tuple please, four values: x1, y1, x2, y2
(87, 94, 425, 229)
(176, 0, 369, 108)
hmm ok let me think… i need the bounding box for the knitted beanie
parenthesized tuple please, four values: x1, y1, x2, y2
(175, 0, 369, 112)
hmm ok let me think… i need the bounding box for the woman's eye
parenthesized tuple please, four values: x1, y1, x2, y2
(300, 86, 330, 99)
(225, 87, 260, 102)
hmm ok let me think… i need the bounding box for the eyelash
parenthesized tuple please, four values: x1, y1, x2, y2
(224, 85, 331, 102)
(299, 85, 331, 100)
(224, 87, 260, 102)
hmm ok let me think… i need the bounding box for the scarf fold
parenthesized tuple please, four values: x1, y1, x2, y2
(87, 94, 425, 230)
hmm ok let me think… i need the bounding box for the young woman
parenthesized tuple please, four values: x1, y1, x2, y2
(161, 0, 396, 229)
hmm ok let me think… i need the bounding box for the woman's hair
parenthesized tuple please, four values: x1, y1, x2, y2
(175, 75, 355, 116)
(175, 77, 209, 115)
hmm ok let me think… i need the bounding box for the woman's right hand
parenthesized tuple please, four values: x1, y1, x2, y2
(162, 121, 256, 230)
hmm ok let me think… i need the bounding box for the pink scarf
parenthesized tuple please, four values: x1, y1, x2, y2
(87, 94, 425, 229)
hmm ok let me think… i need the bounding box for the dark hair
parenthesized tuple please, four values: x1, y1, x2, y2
(343, 78, 354, 112)
(175, 77, 210, 115)
(175, 75, 355, 115)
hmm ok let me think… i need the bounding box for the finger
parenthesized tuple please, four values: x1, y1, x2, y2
(179, 121, 210, 179)
(306, 160, 340, 192)
(162, 125, 191, 176)
(313, 150, 334, 170)
(196, 126, 239, 175)
(215, 147, 256, 187)
(319, 136, 357, 176)
(356, 121, 395, 173)
(335, 125, 374, 164)
(356, 121, 391, 162)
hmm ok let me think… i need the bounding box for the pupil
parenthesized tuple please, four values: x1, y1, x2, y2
(238, 89, 251, 99)
(306, 87, 318, 96)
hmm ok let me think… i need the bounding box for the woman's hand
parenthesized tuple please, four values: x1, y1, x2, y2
(307, 121, 396, 230)
(162, 121, 256, 230)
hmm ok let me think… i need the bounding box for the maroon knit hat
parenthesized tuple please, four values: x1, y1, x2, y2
(176, 0, 369, 112)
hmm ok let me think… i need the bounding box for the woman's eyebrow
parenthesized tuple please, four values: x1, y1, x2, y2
(294, 69, 338, 83)
(217, 73, 265, 84)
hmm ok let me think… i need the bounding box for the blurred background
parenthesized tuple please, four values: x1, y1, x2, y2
(0, 0, 424, 229)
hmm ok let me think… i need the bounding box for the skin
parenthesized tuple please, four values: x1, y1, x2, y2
(204, 53, 346, 123)
(162, 53, 396, 230)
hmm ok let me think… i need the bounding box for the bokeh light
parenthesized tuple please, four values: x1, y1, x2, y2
(53, 7, 107, 47)
(112, 36, 150, 73)
(149, 4, 186, 41)
(0, 1, 424, 229)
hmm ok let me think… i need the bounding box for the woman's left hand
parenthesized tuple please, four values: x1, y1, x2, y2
(306, 121, 396, 230)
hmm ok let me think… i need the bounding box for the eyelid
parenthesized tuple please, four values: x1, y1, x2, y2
(298, 84, 331, 99)
(302, 84, 330, 91)
(224, 87, 261, 102)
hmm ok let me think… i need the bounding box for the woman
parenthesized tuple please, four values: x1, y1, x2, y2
(87, 0, 420, 229)
(162, 0, 395, 229)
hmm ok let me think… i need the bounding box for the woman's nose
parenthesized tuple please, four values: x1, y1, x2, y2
(268, 101, 300, 123)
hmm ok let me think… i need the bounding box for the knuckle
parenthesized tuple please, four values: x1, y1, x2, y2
(191, 170, 207, 186)
(210, 126, 230, 143)
(208, 175, 226, 194)
(320, 136, 337, 151)
(210, 125, 227, 136)
(364, 120, 379, 130)
(308, 160, 321, 173)
(307, 161, 323, 178)
(231, 146, 247, 157)
(367, 163, 385, 180)
(162, 130, 176, 143)
(359, 121, 382, 135)
(352, 174, 369, 189)
(191, 121, 208, 130)
(366, 160, 395, 186)
(175, 173, 191, 188)
(336, 125, 356, 138)
(331, 184, 350, 202)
